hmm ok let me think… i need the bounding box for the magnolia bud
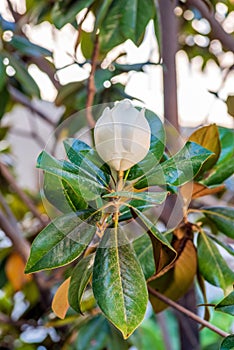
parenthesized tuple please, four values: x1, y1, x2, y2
(94, 100, 151, 171)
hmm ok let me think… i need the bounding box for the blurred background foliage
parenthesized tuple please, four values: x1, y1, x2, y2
(0, 0, 233, 349)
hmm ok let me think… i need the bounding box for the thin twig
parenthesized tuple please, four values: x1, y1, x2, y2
(0, 162, 47, 225)
(9, 86, 56, 127)
(85, 35, 99, 129)
(148, 286, 229, 338)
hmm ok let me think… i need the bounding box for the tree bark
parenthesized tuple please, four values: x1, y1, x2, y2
(158, 0, 179, 130)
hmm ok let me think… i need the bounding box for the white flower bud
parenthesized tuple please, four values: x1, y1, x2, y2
(94, 100, 151, 171)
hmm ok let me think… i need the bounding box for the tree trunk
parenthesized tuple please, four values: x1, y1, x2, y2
(157, 1, 200, 349)
(158, 0, 179, 130)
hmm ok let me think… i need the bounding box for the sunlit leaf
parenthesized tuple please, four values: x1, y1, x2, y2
(215, 291, 234, 316)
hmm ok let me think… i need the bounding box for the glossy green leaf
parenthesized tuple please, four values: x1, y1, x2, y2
(68, 254, 94, 314)
(25, 210, 97, 273)
(3, 52, 40, 97)
(203, 157, 234, 186)
(75, 315, 109, 350)
(197, 233, 234, 290)
(37, 151, 106, 202)
(10, 35, 52, 57)
(93, 227, 148, 339)
(128, 109, 165, 180)
(63, 138, 110, 186)
(215, 291, 234, 316)
(208, 235, 234, 257)
(43, 173, 87, 212)
(52, 0, 95, 29)
(135, 141, 213, 188)
(201, 207, 234, 239)
(99, 0, 155, 52)
(217, 126, 234, 164)
(130, 206, 176, 260)
(220, 335, 234, 350)
(189, 124, 220, 172)
(103, 190, 167, 205)
(133, 234, 155, 280)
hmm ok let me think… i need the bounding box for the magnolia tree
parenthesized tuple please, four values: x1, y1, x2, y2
(0, 1, 234, 350)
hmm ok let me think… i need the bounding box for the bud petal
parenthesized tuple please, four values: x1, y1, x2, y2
(94, 100, 151, 171)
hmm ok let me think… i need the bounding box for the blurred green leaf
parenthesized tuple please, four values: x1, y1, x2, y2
(201, 207, 234, 239)
(10, 35, 52, 57)
(203, 157, 234, 186)
(0, 57, 7, 91)
(80, 30, 94, 59)
(215, 291, 234, 316)
(220, 335, 234, 350)
(0, 85, 9, 120)
(75, 315, 109, 350)
(197, 232, 234, 290)
(99, 0, 155, 52)
(93, 227, 148, 339)
(68, 254, 94, 314)
(4, 52, 40, 97)
(25, 210, 97, 272)
(52, 0, 95, 29)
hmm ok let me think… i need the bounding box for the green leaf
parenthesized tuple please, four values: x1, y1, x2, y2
(208, 235, 234, 257)
(220, 335, 234, 350)
(10, 35, 52, 57)
(217, 127, 234, 165)
(63, 138, 110, 187)
(52, 0, 95, 29)
(92, 226, 148, 339)
(188, 124, 220, 172)
(80, 30, 94, 60)
(37, 151, 106, 202)
(0, 85, 9, 120)
(103, 190, 167, 205)
(25, 210, 97, 273)
(201, 207, 234, 239)
(215, 291, 234, 316)
(128, 109, 165, 180)
(68, 254, 94, 314)
(0, 57, 7, 91)
(203, 157, 234, 186)
(75, 315, 109, 350)
(3, 52, 40, 97)
(43, 172, 87, 212)
(99, 0, 155, 52)
(134, 141, 213, 188)
(129, 206, 176, 271)
(133, 234, 155, 280)
(197, 232, 234, 290)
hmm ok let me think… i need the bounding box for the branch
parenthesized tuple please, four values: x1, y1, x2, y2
(9, 86, 56, 127)
(148, 286, 230, 338)
(185, 0, 234, 52)
(85, 35, 99, 129)
(0, 162, 48, 226)
(0, 210, 30, 262)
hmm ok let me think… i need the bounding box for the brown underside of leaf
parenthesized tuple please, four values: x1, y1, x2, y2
(149, 229, 197, 313)
(52, 277, 71, 319)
